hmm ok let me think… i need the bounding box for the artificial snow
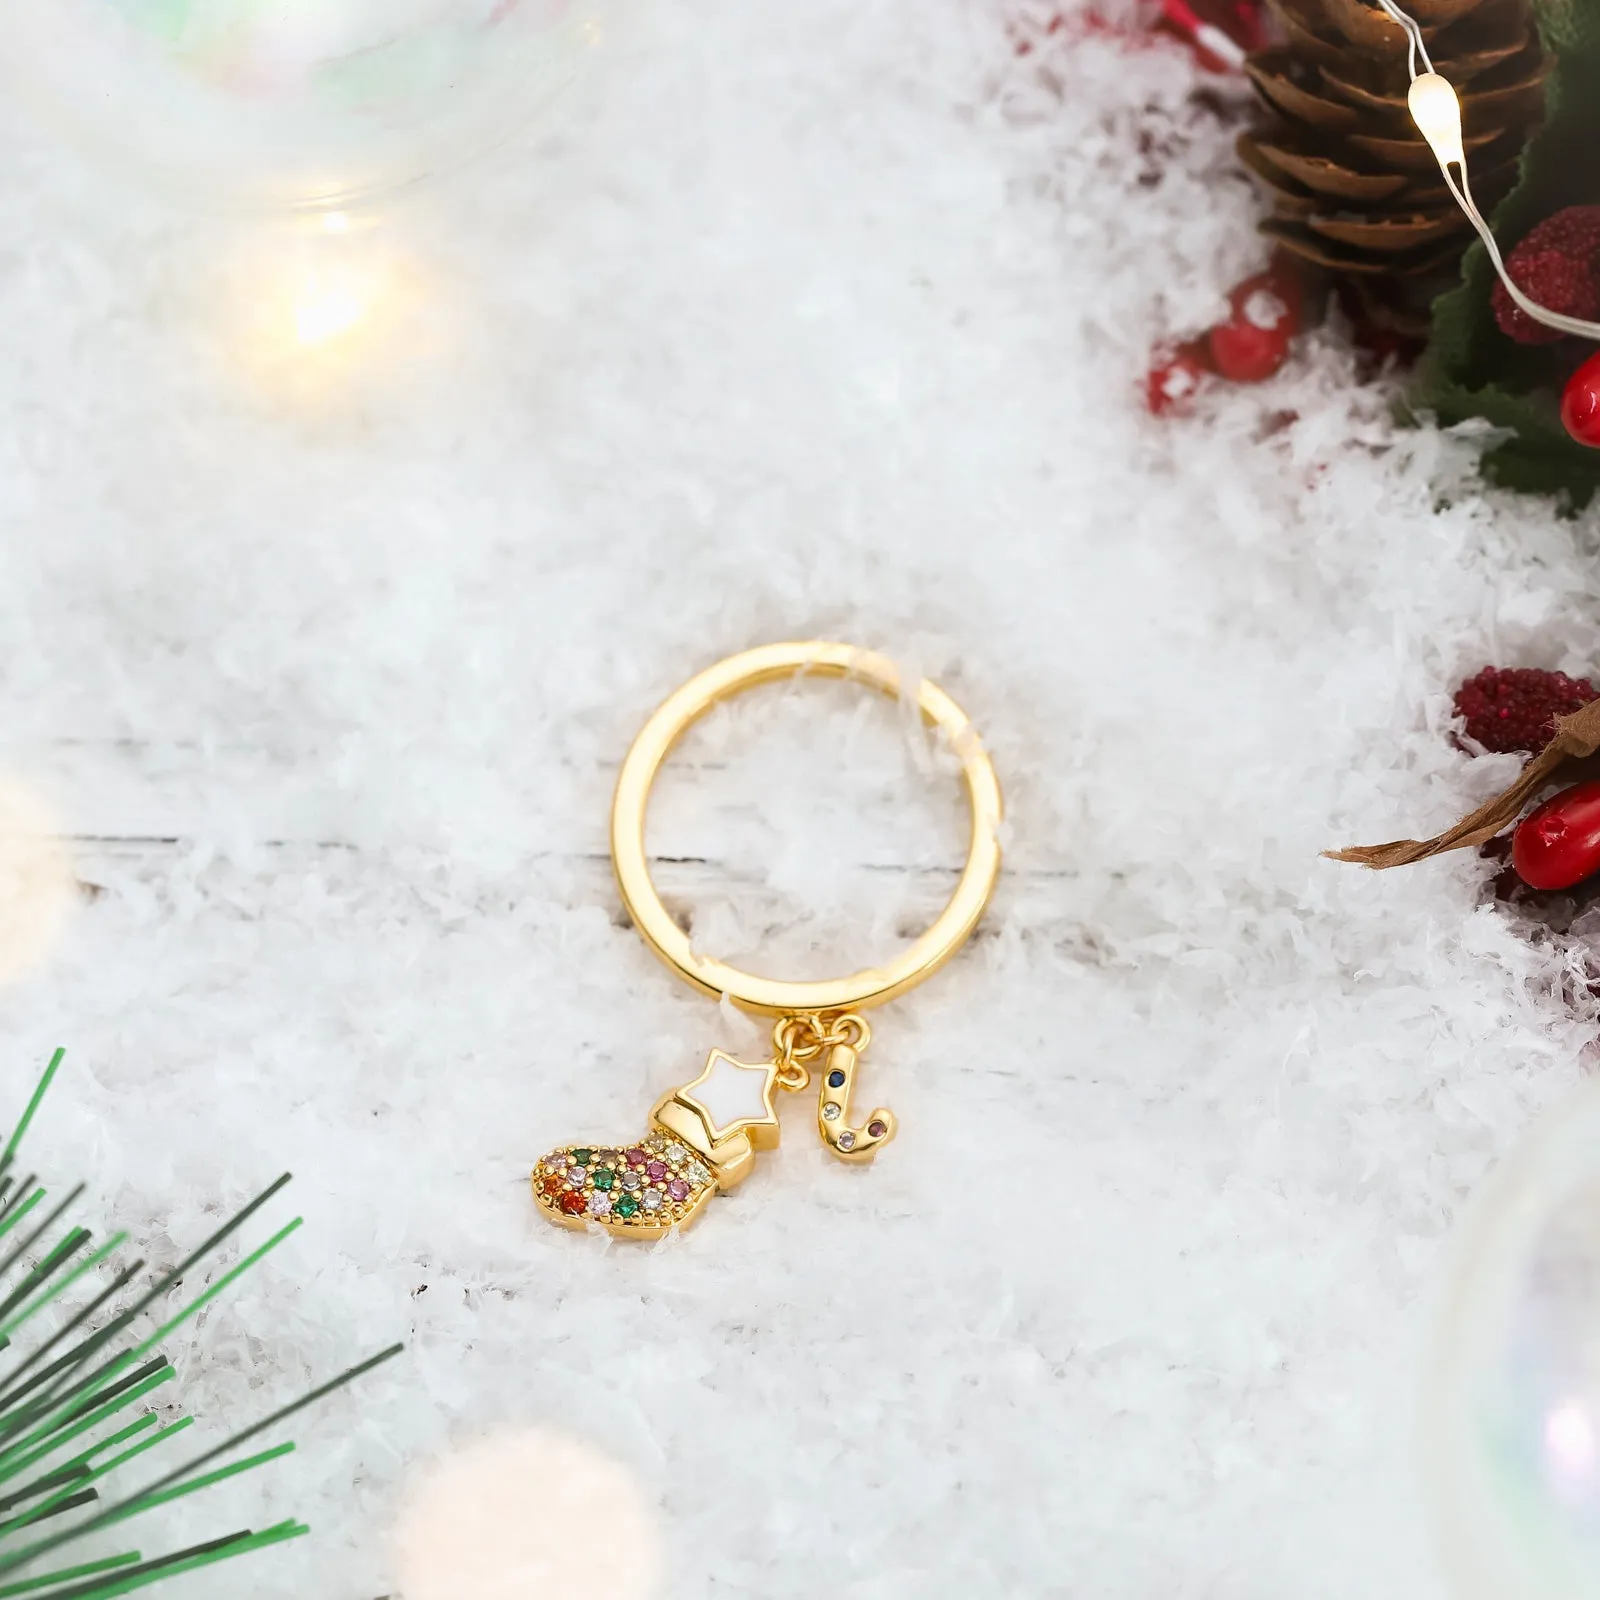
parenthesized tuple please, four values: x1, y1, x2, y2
(0, 1, 1596, 1595)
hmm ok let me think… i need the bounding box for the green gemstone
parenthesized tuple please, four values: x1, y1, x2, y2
(614, 1195, 639, 1218)
(591, 1169, 614, 1191)
(571, 1149, 593, 1166)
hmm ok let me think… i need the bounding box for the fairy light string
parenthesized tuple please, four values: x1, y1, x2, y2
(1375, 0, 1600, 341)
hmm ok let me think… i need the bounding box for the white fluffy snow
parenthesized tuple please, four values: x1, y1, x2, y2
(0, 1, 1595, 1595)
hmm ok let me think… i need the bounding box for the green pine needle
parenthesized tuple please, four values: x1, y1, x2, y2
(0, 1551, 141, 1598)
(0, 1052, 401, 1595)
(1, 1059, 62, 1172)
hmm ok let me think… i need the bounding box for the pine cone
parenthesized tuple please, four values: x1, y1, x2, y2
(1238, 0, 1550, 335)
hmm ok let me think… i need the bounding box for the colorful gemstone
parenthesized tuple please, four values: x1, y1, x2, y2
(546, 1152, 569, 1170)
(642, 1190, 663, 1212)
(568, 1167, 587, 1186)
(646, 1160, 668, 1181)
(592, 1169, 614, 1191)
(837, 1131, 857, 1152)
(625, 1146, 648, 1166)
(827, 1069, 845, 1088)
(868, 1119, 888, 1138)
(666, 1178, 689, 1202)
(540, 1173, 564, 1198)
(558, 1190, 586, 1215)
(588, 1192, 613, 1216)
(571, 1149, 593, 1166)
(615, 1195, 639, 1219)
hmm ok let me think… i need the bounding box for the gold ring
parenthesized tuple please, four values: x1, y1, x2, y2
(609, 641, 1003, 1015)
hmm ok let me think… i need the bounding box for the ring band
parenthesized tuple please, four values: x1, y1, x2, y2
(609, 641, 1004, 1015)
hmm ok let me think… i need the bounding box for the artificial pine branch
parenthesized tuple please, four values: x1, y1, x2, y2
(0, 1051, 402, 1598)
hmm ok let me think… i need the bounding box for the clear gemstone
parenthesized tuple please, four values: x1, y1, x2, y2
(568, 1167, 587, 1186)
(666, 1144, 686, 1164)
(642, 1190, 663, 1212)
(588, 1192, 613, 1216)
(621, 1170, 641, 1191)
(687, 1163, 709, 1184)
(822, 1103, 841, 1122)
(837, 1131, 857, 1151)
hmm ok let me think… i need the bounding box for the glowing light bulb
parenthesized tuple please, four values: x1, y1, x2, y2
(1408, 71, 1465, 170)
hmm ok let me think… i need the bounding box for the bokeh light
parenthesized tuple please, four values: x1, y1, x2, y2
(0, 781, 76, 986)
(394, 1428, 660, 1600)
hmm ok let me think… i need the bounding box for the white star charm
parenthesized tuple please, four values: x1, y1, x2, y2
(678, 1050, 780, 1142)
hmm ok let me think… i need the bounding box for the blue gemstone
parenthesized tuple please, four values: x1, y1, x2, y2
(827, 1069, 845, 1088)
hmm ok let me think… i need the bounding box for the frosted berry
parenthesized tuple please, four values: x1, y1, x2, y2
(1454, 666, 1597, 754)
(1146, 341, 1210, 415)
(1513, 782, 1600, 891)
(1208, 272, 1293, 383)
(1562, 351, 1600, 448)
(1493, 207, 1600, 345)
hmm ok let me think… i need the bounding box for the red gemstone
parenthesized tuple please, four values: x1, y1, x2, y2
(868, 1119, 888, 1138)
(625, 1146, 648, 1166)
(558, 1189, 587, 1215)
(1513, 781, 1600, 889)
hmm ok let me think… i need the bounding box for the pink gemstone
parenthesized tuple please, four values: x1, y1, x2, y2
(625, 1146, 648, 1167)
(646, 1160, 668, 1182)
(546, 1153, 568, 1169)
(588, 1192, 613, 1216)
(666, 1178, 689, 1202)
(868, 1120, 887, 1138)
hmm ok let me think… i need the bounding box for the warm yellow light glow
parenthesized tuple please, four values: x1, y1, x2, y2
(292, 267, 372, 345)
(1408, 71, 1465, 169)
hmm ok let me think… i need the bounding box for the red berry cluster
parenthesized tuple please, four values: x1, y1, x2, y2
(1453, 665, 1598, 754)
(1145, 258, 1301, 414)
(1492, 207, 1600, 347)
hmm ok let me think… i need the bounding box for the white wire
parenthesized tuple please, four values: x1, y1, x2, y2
(1372, 0, 1600, 342)
(1373, 0, 1434, 76)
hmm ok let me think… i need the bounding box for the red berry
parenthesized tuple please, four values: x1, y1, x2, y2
(1493, 207, 1600, 345)
(1453, 666, 1597, 754)
(1208, 276, 1292, 382)
(1562, 351, 1600, 448)
(1146, 340, 1211, 415)
(1513, 781, 1600, 890)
